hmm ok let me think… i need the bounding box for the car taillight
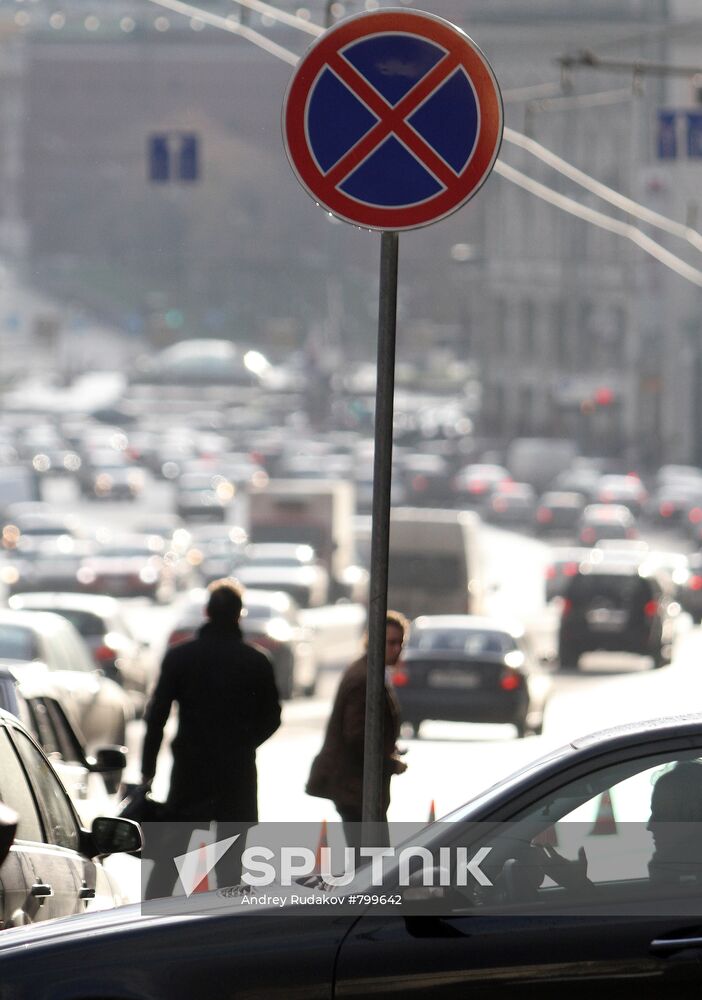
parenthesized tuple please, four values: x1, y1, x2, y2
(689, 507, 702, 524)
(546, 566, 556, 579)
(561, 598, 573, 615)
(659, 502, 674, 518)
(500, 671, 522, 691)
(391, 664, 409, 687)
(168, 629, 194, 647)
(412, 475, 428, 492)
(643, 600, 658, 618)
(94, 644, 116, 662)
(536, 507, 553, 523)
(564, 562, 578, 576)
(468, 481, 486, 494)
(689, 575, 702, 591)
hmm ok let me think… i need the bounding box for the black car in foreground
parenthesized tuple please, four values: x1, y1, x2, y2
(4, 714, 702, 996)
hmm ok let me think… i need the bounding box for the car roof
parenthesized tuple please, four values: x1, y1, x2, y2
(8, 592, 121, 615)
(410, 614, 518, 635)
(0, 608, 79, 633)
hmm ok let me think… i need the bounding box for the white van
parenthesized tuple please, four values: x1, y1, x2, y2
(387, 507, 485, 621)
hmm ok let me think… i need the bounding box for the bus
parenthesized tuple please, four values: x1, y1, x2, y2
(386, 507, 486, 621)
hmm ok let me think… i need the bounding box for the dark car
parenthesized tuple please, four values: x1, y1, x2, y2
(534, 491, 586, 535)
(483, 482, 536, 528)
(398, 453, 452, 508)
(577, 503, 638, 545)
(4, 714, 702, 994)
(595, 474, 648, 516)
(544, 547, 588, 602)
(78, 534, 176, 602)
(558, 563, 678, 669)
(174, 471, 235, 522)
(0, 537, 95, 597)
(0, 707, 140, 927)
(78, 449, 145, 501)
(390, 615, 548, 738)
(451, 463, 511, 508)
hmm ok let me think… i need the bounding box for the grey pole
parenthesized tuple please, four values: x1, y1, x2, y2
(362, 230, 399, 841)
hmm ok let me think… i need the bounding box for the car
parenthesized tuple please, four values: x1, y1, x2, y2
(0, 536, 96, 597)
(0, 707, 140, 927)
(646, 482, 702, 527)
(678, 553, 702, 623)
(5, 713, 702, 992)
(390, 615, 549, 738)
(0, 664, 127, 823)
(557, 562, 678, 669)
(7, 593, 153, 715)
(543, 547, 588, 602)
(166, 587, 317, 699)
(187, 524, 249, 585)
(234, 543, 330, 608)
(595, 474, 648, 516)
(0, 609, 132, 749)
(577, 503, 638, 545)
(534, 491, 586, 535)
(451, 463, 511, 508)
(483, 482, 536, 528)
(78, 449, 145, 501)
(397, 453, 453, 508)
(174, 471, 235, 521)
(78, 534, 176, 602)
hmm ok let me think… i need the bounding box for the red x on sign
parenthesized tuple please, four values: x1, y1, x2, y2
(283, 9, 503, 230)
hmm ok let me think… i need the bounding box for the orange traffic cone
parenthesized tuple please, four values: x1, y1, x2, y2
(428, 800, 436, 823)
(589, 790, 617, 836)
(193, 842, 210, 894)
(533, 824, 559, 847)
(313, 819, 329, 874)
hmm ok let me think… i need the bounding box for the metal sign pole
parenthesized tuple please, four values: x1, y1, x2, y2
(362, 230, 399, 838)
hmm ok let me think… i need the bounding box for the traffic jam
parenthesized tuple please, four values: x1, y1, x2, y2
(0, 0, 701, 997)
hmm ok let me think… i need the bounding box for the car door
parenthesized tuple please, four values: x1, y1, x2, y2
(334, 746, 702, 999)
(5, 723, 88, 921)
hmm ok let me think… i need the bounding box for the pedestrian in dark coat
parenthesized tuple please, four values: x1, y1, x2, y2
(141, 579, 281, 896)
(306, 611, 408, 849)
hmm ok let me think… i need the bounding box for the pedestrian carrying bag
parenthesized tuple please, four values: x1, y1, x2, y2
(118, 783, 169, 823)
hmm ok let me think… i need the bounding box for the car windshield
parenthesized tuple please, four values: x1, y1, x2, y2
(409, 628, 516, 655)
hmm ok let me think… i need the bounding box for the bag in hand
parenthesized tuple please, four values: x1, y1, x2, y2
(305, 751, 336, 800)
(118, 783, 169, 823)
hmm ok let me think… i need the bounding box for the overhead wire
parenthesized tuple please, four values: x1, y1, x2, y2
(144, 0, 702, 285)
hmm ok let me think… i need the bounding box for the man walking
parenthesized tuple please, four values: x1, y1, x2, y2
(141, 578, 281, 895)
(307, 611, 408, 849)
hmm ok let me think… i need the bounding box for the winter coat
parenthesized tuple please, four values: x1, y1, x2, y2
(141, 620, 281, 822)
(308, 654, 401, 814)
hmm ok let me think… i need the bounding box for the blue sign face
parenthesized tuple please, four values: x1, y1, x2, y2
(306, 34, 479, 210)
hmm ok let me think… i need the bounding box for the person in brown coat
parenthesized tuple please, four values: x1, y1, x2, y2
(307, 611, 408, 848)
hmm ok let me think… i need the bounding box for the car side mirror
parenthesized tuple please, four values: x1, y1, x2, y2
(0, 802, 18, 867)
(91, 816, 142, 856)
(87, 745, 127, 773)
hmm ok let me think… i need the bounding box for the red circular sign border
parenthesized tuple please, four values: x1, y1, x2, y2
(283, 9, 503, 231)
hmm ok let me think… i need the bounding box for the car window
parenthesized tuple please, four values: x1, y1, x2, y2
(0, 727, 43, 842)
(0, 624, 39, 660)
(449, 749, 702, 913)
(11, 729, 80, 851)
(44, 609, 105, 638)
(26, 698, 82, 765)
(410, 629, 514, 655)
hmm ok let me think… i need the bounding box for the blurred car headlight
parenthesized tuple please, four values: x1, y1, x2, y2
(77, 566, 97, 584)
(1, 566, 20, 585)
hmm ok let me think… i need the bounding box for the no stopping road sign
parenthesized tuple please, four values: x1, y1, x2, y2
(283, 8, 503, 231)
